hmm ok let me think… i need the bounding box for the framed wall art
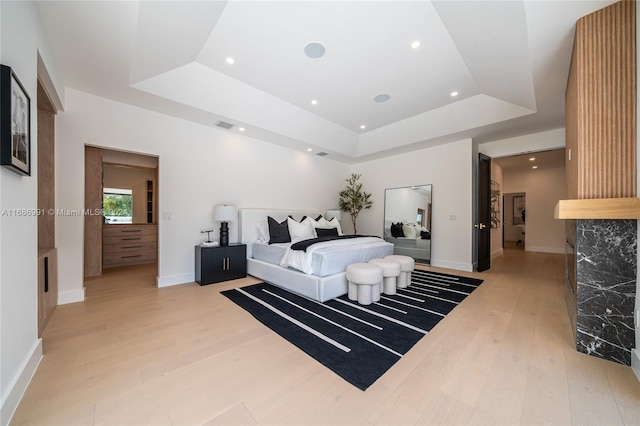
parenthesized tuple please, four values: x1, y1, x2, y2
(1, 65, 31, 176)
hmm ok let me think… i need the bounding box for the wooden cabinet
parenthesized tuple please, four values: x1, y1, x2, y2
(195, 244, 247, 285)
(103, 224, 157, 268)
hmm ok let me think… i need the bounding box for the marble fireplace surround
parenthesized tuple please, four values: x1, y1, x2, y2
(556, 198, 639, 371)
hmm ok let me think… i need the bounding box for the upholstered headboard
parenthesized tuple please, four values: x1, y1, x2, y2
(239, 208, 324, 258)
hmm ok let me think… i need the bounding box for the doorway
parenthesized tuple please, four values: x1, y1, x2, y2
(83, 148, 159, 281)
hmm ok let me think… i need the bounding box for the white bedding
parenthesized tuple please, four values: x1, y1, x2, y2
(278, 236, 394, 276)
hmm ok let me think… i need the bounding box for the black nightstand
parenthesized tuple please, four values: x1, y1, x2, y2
(195, 243, 247, 285)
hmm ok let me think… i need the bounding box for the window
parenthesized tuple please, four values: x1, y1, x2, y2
(103, 188, 132, 224)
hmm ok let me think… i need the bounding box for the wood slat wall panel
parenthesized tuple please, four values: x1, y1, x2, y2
(570, 0, 636, 199)
(84, 146, 103, 277)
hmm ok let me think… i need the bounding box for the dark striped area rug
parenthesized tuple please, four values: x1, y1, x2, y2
(221, 269, 483, 390)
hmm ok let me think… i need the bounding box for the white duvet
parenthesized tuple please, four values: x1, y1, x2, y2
(279, 236, 393, 275)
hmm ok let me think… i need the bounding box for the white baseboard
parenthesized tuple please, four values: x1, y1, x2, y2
(1, 339, 43, 425)
(157, 272, 194, 288)
(58, 287, 85, 304)
(491, 248, 503, 259)
(430, 259, 474, 272)
(632, 349, 640, 383)
(526, 246, 568, 254)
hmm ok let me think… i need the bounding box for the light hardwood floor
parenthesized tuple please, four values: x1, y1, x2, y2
(12, 248, 640, 425)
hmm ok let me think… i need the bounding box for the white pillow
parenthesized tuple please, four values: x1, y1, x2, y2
(256, 221, 270, 242)
(287, 217, 315, 242)
(310, 216, 328, 236)
(402, 223, 417, 239)
(327, 217, 343, 235)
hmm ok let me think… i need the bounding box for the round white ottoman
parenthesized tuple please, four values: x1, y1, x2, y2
(384, 255, 415, 288)
(346, 263, 383, 305)
(368, 258, 401, 295)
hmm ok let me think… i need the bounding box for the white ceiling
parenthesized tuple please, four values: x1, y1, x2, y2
(35, 0, 616, 163)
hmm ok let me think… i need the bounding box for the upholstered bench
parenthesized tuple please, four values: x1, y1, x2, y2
(346, 263, 383, 305)
(368, 258, 401, 295)
(384, 255, 415, 288)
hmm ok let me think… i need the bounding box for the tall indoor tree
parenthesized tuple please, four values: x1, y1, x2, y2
(339, 173, 373, 234)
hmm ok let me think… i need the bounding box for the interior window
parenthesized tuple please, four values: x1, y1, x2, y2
(103, 188, 133, 224)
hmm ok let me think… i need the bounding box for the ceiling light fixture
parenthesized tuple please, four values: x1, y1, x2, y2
(311, 99, 318, 105)
(450, 91, 458, 97)
(226, 57, 235, 65)
(360, 125, 366, 130)
(411, 41, 421, 49)
(374, 94, 390, 103)
(307, 148, 312, 152)
(304, 42, 326, 59)
(239, 127, 245, 132)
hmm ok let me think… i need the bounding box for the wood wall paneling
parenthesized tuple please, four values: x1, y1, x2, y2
(37, 81, 58, 336)
(37, 83, 55, 249)
(84, 147, 103, 277)
(569, 0, 637, 199)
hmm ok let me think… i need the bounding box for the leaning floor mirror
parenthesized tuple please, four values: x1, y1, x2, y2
(383, 185, 432, 264)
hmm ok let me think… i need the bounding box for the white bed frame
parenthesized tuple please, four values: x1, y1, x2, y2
(239, 208, 348, 302)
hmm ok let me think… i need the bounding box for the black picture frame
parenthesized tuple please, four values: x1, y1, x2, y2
(1, 65, 31, 176)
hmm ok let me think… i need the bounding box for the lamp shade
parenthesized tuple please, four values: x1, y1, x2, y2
(325, 209, 341, 221)
(213, 205, 237, 222)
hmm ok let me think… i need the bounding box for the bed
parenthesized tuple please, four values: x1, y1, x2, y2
(239, 208, 394, 302)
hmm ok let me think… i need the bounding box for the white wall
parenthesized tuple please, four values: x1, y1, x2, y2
(56, 89, 351, 295)
(0, 1, 64, 423)
(352, 139, 474, 271)
(502, 167, 567, 253)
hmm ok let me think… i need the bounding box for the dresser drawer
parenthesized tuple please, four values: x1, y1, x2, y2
(103, 241, 157, 254)
(103, 248, 157, 268)
(103, 233, 156, 245)
(103, 225, 157, 237)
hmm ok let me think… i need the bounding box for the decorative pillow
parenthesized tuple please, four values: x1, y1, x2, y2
(390, 222, 404, 237)
(267, 216, 291, 244)
(255, 221, 270, 242)
(402, 223, 417, 239)
(287, 217, 315, 242)
(310, 216, 329, 236)
(421, 230, 431, 240)
(327, 217, 343, 235)
(315, 227, 339, 237)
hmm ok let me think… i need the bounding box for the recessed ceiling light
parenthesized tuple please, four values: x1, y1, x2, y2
(360, 124, 366, 130)
(226, 57, 235, 65)
(374, 94, 390, 103)
(239, 127, 245, 132)
(529, 157, 535, 161)
(304, 42, 326, 59)
(307, 148, 312, 152)
(450, 91, 458, 97)
(410, 41, 421, 49)
(532, 165, 538, 169)
(311, 99, 318, 105)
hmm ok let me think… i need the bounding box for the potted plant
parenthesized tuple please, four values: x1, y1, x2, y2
(338, 173, 372, 234)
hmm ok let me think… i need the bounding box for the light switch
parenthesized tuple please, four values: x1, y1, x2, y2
(449, 215, 456, 221)
(162, 211, 173, 220)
